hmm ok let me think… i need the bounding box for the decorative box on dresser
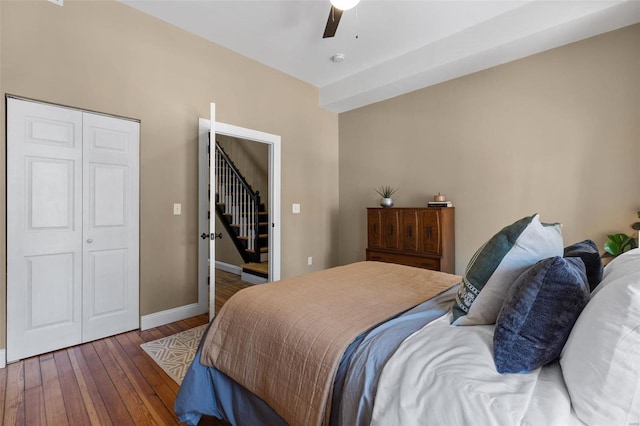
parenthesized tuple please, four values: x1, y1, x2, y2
(366, 207, 455, 274)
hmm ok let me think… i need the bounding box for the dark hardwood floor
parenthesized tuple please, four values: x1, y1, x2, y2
(214, 269, 251, 314)
(0, 269, 250, 425)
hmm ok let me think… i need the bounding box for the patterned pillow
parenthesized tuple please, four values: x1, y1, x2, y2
(451, 214, 563, 325)
(563, 239, 603, 292)
(493, 256, 590, 373)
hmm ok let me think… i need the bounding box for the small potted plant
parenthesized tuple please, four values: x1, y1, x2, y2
(604, 211, 640, 257)
(375, 185, 398, 208)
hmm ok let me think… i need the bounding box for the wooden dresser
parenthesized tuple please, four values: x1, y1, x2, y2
(366, 207, 455, 274)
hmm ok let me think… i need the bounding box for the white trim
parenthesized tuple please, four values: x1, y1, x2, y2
(198, 109, 282, 323)
(241, 272, 268, 285)
(0, 350, 5, 369)
(215, 261, 242, 275)
(6, 94, 140, 123)
(208, 104, 217, 322)
(197, 118, 211, 320)
(140, 302, 207, 331)
(215, 121, 282, 283)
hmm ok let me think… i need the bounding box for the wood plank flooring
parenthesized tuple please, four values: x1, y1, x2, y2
(1, 269, 251, 425)
(214, 269, 251, 314)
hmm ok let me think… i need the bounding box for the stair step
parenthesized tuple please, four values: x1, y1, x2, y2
(246, 247, 268, 254)
(237, 234, 268, 240)
(216, 202, 266, 209)
(224, 212, 269, 219)
(230, 223, 268, 228)
(241, 262, 269, 278)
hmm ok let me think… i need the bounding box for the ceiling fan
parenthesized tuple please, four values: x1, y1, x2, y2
(323, 0, 360, 38)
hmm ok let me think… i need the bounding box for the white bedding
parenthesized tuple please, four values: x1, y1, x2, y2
(371, 315, 584, 426)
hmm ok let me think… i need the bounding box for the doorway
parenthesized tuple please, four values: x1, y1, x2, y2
(215, 134, 270, 283)
(198, 109, 281, 320)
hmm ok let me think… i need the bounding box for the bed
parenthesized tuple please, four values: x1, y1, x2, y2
(175, 214, 640, 426)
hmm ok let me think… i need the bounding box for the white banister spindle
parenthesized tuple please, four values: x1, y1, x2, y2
(250, 194, 255, 251)
(234, 176, 239, 224)
(225, 162, 230, 213)
(241, 188, 246, 238)
(244, 190, 248, 241)
(214, 143, 264, 262)
(217, 153, 222, 204)
(247, 191, 251, 245)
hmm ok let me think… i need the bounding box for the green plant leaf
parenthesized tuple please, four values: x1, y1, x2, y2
(604, 240, 621, 256)
(374, 185, 398, 198)
(605, 233, 635, 256)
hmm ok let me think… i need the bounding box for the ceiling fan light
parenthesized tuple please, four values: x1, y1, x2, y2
(330, 0, 360, 11)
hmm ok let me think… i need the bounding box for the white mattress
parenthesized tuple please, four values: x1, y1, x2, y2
(371, 315, 584, 426)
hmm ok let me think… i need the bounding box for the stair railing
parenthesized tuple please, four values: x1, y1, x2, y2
(215, 142, 262, 263)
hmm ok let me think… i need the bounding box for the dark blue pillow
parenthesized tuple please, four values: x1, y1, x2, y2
(563, 239, 603, 292)
(493, 256, 590, 374)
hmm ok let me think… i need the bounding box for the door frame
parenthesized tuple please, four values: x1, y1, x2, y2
(198, 107, 281, 320)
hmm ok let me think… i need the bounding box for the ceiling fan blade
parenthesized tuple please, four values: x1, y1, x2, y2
(323, 5, 343, 38)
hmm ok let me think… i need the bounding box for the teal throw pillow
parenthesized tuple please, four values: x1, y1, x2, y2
(451, 214, 563, 325)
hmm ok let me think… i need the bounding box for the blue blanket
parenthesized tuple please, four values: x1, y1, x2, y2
(175, 286, 457, 425)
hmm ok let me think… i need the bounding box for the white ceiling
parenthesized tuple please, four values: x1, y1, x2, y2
(122, 0, 640, 113)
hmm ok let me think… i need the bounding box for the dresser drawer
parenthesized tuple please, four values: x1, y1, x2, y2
(366, 207, 454, 273)
(366, 250, 441, 271)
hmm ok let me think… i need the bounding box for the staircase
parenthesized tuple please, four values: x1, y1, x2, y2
(214, 142, 269, 280)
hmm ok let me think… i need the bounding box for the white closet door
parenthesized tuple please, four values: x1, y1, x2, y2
(82, 113, 139, 342)
(7, 99, 84, 362)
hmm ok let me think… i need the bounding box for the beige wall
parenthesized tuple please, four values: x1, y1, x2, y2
(217, 135, 269, 205)
(338, 24, 640, 273)
(1, 0, 339, 349)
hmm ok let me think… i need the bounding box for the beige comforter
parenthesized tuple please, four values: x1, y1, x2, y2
(200, 261, 461, 426)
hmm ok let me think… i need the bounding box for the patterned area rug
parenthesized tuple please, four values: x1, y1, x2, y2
(141, 324, 208, 384)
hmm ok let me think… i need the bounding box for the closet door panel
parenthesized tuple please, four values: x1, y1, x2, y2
(7, 98, 83, 362)
(27, 253, 76, 328)
(91, 164, 127, 229)
(88, 249, 128, 316)
(82, 113, 139, 342)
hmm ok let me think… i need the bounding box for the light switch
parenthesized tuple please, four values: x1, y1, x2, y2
(173, 203, 181, 215)
(292, 203, 301, 214)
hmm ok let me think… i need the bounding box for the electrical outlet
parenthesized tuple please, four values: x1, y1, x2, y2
(308, 256, 313, 266)
(173, 203, 181, 215)
(292, 203, 301, 214)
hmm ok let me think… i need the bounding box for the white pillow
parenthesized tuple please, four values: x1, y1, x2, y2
(560, 248, 640, 425)
(451, 214, 563, 325)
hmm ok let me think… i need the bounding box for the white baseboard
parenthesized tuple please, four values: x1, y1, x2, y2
(241, 272, 268, 285)
(0, 350, 5, 369)
(215, 261, 242, 275)
(140, 302, 207, 331)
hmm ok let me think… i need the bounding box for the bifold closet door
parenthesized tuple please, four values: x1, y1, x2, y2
(7, 98, 139, 362)
(82, 112, 139, 343)
(7, 99, 84, 362)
